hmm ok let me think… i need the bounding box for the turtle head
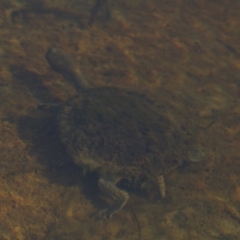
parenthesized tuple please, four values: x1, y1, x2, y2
(46, 47, 90, 92)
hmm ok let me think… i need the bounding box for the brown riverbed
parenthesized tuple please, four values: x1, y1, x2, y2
(0, 0, 240, 239)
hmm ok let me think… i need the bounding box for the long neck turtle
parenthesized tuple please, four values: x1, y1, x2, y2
(44, 47, 204, 219)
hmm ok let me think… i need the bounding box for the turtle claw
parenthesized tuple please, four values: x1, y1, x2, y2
(94, 176, 130, 220)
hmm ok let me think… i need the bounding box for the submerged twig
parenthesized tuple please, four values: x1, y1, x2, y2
(130, 204, 141, 240)
(88, 0, 110, 27)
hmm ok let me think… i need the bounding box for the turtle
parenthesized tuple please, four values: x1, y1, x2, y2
(42, 47, 204, 219)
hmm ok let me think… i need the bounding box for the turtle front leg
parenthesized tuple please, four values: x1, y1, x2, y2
(97, 176, 129, 219)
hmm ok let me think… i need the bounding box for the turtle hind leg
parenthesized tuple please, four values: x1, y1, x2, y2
(97, 176, 129, 219)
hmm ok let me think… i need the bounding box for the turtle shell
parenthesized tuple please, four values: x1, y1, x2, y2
(58, 87, 193, 179)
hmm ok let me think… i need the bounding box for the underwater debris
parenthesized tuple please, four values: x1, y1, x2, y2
(130, 204, 141, 240)
(188, 145, 205, 163)
(89, 0, 110, 26)
(157, 175, 166, 198)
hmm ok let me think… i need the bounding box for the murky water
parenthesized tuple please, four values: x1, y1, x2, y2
(0, 0, 240, 239)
